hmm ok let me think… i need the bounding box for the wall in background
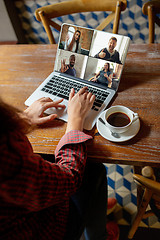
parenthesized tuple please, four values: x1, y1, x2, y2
(14, 0, 160, 44)
(0, 1, 17, 42)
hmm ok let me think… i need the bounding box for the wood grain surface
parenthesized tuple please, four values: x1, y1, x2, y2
(0, 44, 159, 166)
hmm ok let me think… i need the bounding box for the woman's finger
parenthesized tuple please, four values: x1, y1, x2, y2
(36, 114, 57, 125)
(83, 91, 88, 99)
(69, 88, 75, 101)
(52, 98, 64, 105)
(86, 92, 93, 100)
(78, 86, 88, 95)
(43, 102, 65, 112)
(54, 104, 66, 109)
(90, 94, 96, 104)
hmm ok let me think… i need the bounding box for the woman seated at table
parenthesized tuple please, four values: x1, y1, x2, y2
(0, 87, 119, 240)
(90, 62, 113, 88)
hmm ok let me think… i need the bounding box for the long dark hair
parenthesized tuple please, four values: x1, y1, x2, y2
(0, 98, 30, 136)
(68, 30, 81, 53)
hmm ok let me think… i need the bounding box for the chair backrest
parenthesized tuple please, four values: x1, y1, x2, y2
(142, 1, 160, 43)
(135, 166, 160, 202)
(35, 0, 127, 44)
(133, 174, 160, 197)
(133, 171, 160, 220)
(128, 166, 160, 239)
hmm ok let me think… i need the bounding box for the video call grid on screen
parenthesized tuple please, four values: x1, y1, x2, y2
(54, 23, 130, 91)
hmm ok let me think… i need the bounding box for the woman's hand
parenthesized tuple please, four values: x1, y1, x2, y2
(104, 73, 112, 83)
(108, 74, 113, 83)
(66, 87, 95, 133)
(90, 76, 97, 82)
(104, 73, 108, 78)
(107, 74, 113, 88)
(90, 72, 100, 82)
(24, 97, 65, 125)
(66, 33, 69, 42)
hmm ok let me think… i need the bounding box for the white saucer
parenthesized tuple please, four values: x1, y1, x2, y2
(96, 111, 140, 142)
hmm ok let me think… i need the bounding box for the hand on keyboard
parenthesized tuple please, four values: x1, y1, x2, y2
(66, 87, 95, 133)
(24, 97, 66, 125)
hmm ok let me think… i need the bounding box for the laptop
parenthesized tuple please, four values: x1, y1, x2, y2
(25, 23, 130, 130)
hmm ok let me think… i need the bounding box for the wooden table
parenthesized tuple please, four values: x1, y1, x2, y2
(0, 44, 160, 167)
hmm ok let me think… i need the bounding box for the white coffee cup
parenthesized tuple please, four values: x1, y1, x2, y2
(104, 105, 138, 134)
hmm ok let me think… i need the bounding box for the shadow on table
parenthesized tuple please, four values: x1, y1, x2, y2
(117, 118, 151, 146)
(38, 118, 65, 129)
(118, 74, 159, 93)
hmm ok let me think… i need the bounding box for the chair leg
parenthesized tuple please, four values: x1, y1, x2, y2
(148, 5, 155, 43)
(128, 188, 152, 239)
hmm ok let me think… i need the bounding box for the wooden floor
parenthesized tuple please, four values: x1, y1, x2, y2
(119, 225, 160, 240)
(80, 225, 160, 240)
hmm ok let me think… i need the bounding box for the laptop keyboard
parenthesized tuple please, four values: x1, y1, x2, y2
(41, 75, 109, 111)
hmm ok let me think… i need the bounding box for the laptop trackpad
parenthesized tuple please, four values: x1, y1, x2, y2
(45, 98, 68, 121)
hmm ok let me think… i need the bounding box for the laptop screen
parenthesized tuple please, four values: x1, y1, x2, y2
(54, 23, 130, 91)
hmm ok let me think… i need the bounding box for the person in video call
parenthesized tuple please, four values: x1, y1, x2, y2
(0, 87, 119, 240)
(94, 37, 122, 64)
(60, 54, 76, 77)
(61, 28, 81, 53)
(91, 62, 113, 88)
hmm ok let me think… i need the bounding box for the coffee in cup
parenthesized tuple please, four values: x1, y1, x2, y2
(107, 112, 131, 127)
(104, 105, 138, 134)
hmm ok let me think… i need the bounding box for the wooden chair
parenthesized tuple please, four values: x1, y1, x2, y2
(128, 166, 160, 239)
(142, 1, 160, 43)
(35, 0, 127, 44)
